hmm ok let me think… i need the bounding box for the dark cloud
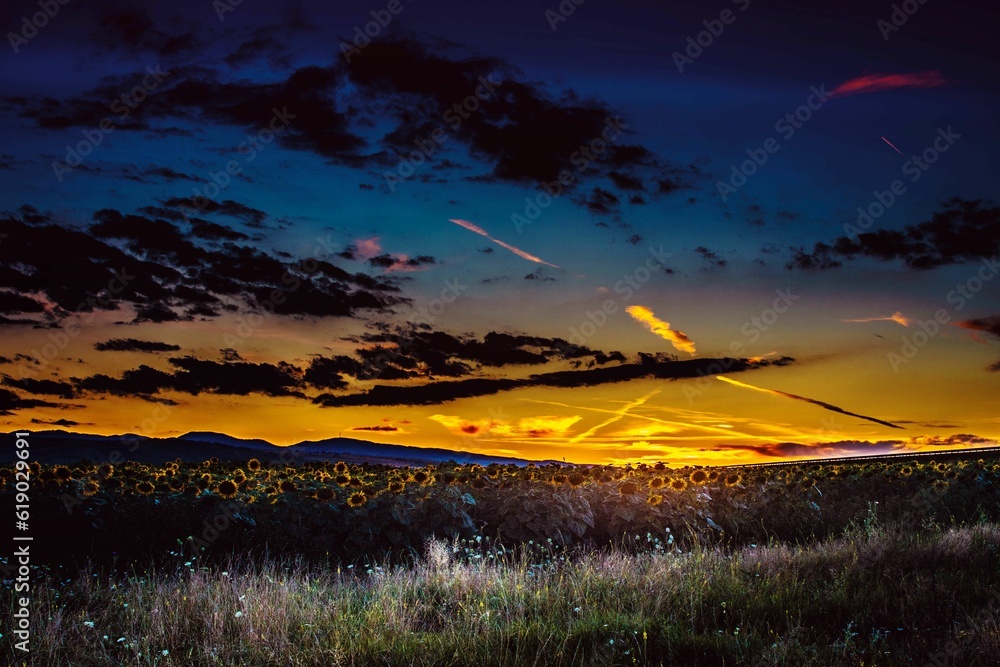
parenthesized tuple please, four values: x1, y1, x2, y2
(718, 432, 994, 458)
(10, 36, 685, 199)
(367, 254, 437, 270)
(75, 357, 304, 399)
(351, 329, 622, 381)
(303, 355, 365, 390)
(3, 376, 76, 398)
(578, 187, 620, 214)
(956, 315, 1000, 339)
(609, 172, 644, 191)
(695, 246, 727, 269)
(89, 6, 202, 59)
(955, 315, 1000, 371)
(31, 418, 83, 427)
(718, 440, 908, 458)
(315, 356, 790, 407)
(0, 291, 46, 314)
(352, 425, 399, 432)
(69, 328, 649, 404)
(94, 339, 182, 353)
(189, 219, 251, 242)
(0, 206, 404, 325)
(0, 388, 62, 415)
(160, 198, 268, 227)
(788, 198, 1000, 270)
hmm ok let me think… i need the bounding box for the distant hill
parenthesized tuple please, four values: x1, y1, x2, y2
(0, 430, 556, 467)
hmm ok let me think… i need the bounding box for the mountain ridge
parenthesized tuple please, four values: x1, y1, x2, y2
(1, 429, 560, 466)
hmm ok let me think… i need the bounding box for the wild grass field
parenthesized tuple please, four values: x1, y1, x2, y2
(3, 455, 1000, 665)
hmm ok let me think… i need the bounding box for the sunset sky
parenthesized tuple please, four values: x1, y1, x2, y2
(0, 0, 998, 465)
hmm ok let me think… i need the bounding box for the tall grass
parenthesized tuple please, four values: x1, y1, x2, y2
(11, 521, 1000, 666)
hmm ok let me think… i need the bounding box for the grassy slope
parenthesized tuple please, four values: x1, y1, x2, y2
(14, 522, 1000, 667)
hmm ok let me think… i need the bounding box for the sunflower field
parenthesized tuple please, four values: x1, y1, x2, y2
(4, 455, 1000, 571)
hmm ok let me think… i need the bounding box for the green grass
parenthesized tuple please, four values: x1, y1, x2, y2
(10, 521, 1000, 666)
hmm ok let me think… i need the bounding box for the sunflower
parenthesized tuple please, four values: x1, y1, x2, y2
(388, 480, 405, 493)
(168, 477, 185, 491)
(723, 473, 742, 487)
(471, 476, 488, 489)
(98, 464, 114, 479)
(232, 470, 247, 485)
(569, 473, 586, 487)
(216, 480, 239, 499)
(54, 466, 72, 482)
(689, 469, 708, 485)
(247, 458, 261, 472)
(279, 480, 297, 493)
(136, 481, 155, 495)
(620, 481, 640, 495)
(669, 478, 688, 492)
(413, 470, 431, 485)
(899, 466, 913, 477)
(316, 487, 336, 501)
(347, 491, 367, 508)
(552, 474, 569, 485)
(648, 476, 665, 489)
(334, 474, 350, 486)
(708, 470, 720, 483)
(81, 481, 100, 497)
(333, 461, 348, 474)
(647, 494, 662, 506)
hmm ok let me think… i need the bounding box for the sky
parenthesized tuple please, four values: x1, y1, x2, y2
(0, 0, 998, 465)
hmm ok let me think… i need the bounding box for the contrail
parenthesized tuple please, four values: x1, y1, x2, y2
(625, 305, 697, 356)
(881, 136, 905, 156)
(568, 389, 659, 443)
(715, 376, 903, 429)
(449, 219, 560, 268)
(843, 311, 911, 327)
